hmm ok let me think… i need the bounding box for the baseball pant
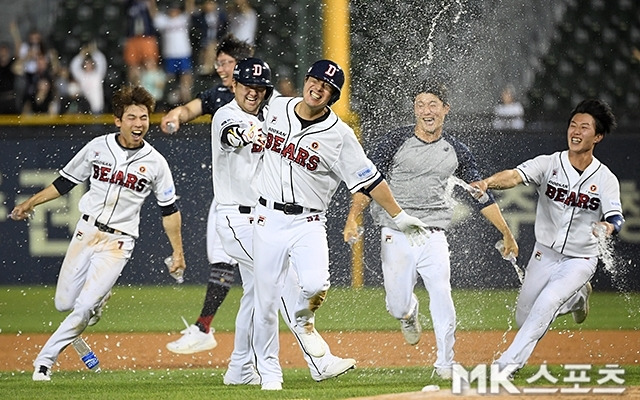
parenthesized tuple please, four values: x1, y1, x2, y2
(497, 243, 597, 369)
(217, 205, 339, 383)
(381, 227, 455, 370)
(252, 205, 331, 384)
(34, 217, 134, 368)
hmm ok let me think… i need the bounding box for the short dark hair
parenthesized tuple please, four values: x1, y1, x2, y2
(111, 85, 155, 119)
(569, 99, 617, 135)
(216, 34, 254, 61)
(413, 80, 449, 105)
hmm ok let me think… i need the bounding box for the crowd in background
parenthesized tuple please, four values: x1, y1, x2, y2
(0, 0, 263, 116)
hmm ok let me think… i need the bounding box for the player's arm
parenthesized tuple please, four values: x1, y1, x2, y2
(343, 192, 372, 243)
(161, 206, 186, 274)
(480, 203, 519, 257)
(9, 176, 76, 220)
(367, 180, 429, 246)
(472, 169, 523, 193)
(160, 98, 204, 134)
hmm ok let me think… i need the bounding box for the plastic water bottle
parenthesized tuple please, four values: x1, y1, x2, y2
(166, 122, 177, 133)
(71, 337, 101, 373)
(164, 256, 184, 283)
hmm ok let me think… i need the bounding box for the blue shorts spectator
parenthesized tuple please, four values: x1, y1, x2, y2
(164, 57, 192, 75)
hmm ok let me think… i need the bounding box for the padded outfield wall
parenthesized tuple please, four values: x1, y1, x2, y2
(1, 123, 639, 290)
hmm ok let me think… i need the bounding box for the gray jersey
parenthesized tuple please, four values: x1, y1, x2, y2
(368, 126, 493, 229)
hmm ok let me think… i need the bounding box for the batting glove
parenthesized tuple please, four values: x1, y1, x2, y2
(392, 210, 429, 246)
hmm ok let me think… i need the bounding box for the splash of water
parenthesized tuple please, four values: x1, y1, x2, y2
(420, 0, 465, 66)
(593, 223, 615, 274)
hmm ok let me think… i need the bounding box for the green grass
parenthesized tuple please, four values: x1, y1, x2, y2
(1, 285, 638, 333)
(1, 285, 639, 399)
(1, 366, 638, 400)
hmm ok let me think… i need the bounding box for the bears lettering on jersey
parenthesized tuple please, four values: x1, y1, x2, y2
(544, 183, 600, 210)
(92, 164, 148, 192)
(264, 131, 319, 171)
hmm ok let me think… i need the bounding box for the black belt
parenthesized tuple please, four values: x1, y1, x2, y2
(238, 206, 251, 214)
(258, 197, 320, 215)
(426, 227, 445, 233)
(82, 214, 130, 236)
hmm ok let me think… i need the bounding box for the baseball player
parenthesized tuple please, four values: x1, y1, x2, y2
(213, 58, 356, 388)
(251, 59, 429, 389)
(161, 35, 253, 354)
(472, 99, 624, 378)
(10, 85, 186, 381)
(343, 80, 518, 380)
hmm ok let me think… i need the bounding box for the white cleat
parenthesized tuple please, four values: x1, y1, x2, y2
(400, 295, 422, 345)
(166, 317, 217, 354)
(433, 367, 453, 380)
(572, 282, 592, 324)
(294, 324, 326, 358)
(261, 381, 282, 391)
(32, 365, 51, 381)
(223, 372, 261, 385)
(314, 357, 356, 381)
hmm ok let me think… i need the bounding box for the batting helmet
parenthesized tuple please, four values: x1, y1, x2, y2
(233, 57, 274, 101)
(305, 59, 345, 105)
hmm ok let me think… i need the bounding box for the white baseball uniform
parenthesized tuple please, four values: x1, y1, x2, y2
(34, 133, 178, 369)
(367, 127, 494, 371)
(252, 97, 381, 383)
(212, 99, 353, 383)
(497, 150, 623, 370)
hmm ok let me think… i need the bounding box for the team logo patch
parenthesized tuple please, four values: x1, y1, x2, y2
(311, 141, 319, 150)
(534, 251, 542, 261)
(76, 231, 84, 241)
(139, 166, 146, 173)
(257, 215, 265, 226)
(590, 184, 597, 192)
(356, 167, 373, 179)
(271, 116, 278, 124)
(93, 151, 100, 159)
(384, 235, 393, 243)
(552, 169, 557, 177)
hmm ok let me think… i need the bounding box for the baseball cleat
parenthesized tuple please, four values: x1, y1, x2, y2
(88, 290, 112, 326)
(166, 317, 217, 354)
(294, 324, 326, 358)
(32, 365, 51, 381)
(400, 295, 422, 345)
(572, 282, 592, 324)
(432, 367, 452, 380)
(261, 381, 282, 391)
(223, 372, 261, 385)
(314, 357, 356, 381)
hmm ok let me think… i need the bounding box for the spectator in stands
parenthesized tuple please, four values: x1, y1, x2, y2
(22, 54, 55, 115)
(228, 0, 258, 45)
(140, 58, 167, 105)
(0, 42, 19, 114)
(191, 0, 228, 76)
(10, 21, 59, 113)
(492, 84, 525, 131)
(123, 0, 160, 86)
(150, 0, 196, 105)
(55, 64, 90, 114)
(69, 42, 107, 114)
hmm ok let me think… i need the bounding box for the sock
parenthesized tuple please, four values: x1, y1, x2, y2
(195, 262, 235, 333)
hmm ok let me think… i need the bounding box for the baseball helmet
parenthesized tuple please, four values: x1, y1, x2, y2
(233, 57, 274, 101)
(305, 59, 345, 105)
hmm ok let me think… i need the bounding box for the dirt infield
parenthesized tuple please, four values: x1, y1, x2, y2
(2, 329, 638, 398)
